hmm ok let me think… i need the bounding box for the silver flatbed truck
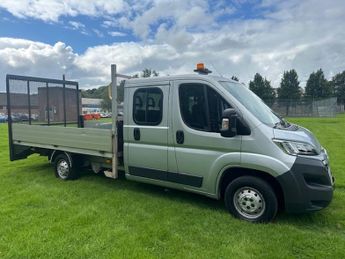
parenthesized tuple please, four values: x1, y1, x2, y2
(6, 64, 334, 222)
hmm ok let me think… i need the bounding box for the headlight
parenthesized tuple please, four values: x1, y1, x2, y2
(273, 139, 318, 156)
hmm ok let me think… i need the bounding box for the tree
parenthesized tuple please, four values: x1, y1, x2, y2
(277, 69, 302, 100)
(276, 69, 302, 116)
(231, 75, 239, 82)
(100, 89, 111, 111)
(132, 68, 159, 78)
(142, 68, 159, 78)
(305, 69, 332, 98)
(332, 70, 345, 109)
(249, 73, 275, 105)
(81, 86, 107, 98)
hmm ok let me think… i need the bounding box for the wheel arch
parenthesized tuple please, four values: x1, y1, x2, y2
(218, 167, 285, 210)
(49, 150, 73, 167)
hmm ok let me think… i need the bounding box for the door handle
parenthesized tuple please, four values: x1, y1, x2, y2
(176, 130, 184, 144)
(134, 128, 140, 141)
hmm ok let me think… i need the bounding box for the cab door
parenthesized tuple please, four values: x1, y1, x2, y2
(171, 80, 242, 191)
(125, 83, 169, 180)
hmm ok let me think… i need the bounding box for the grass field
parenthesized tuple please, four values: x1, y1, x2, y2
(0, 115, 345, 258)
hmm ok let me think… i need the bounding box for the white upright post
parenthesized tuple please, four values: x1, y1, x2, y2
(111, 64, 118, 179)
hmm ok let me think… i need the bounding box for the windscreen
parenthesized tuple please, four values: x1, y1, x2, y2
(220, 81, 280, 126)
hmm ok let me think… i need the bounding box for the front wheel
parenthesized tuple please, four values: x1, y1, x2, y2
(224, 176, 278, 223)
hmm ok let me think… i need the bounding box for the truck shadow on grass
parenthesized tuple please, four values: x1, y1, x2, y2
(80, 168, 225, 210)
(20, 163, 338, 227)
(79, 169, 338, 227)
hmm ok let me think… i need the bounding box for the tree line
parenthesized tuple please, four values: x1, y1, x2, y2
(246, 69, 345, 108)
(82, 67, 345, 111)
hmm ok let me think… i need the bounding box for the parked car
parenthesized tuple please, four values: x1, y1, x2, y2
(0, 114, 7, 123)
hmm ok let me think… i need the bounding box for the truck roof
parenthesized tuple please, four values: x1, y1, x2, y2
(124, 74, 234, 86)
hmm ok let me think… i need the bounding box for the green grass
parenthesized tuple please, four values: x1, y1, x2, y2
(1, 115, 345, 258)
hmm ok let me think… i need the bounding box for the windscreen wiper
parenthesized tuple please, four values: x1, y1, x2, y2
(273, 112, 290, 128)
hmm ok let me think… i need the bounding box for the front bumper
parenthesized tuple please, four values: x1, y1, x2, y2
(277, 155, 334, 213)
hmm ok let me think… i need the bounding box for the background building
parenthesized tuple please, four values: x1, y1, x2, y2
(82, 98, 102, 114)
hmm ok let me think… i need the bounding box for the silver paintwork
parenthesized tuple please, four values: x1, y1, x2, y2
(124, 74, 325, 199)
(124, 84, 170, 173)
(240, 123, 297, 176)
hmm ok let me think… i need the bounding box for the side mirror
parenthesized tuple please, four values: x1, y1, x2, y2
(220, 108, 237, 137)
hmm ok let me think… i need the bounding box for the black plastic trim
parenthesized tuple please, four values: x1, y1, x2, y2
(277, 156, 334, 213)
(129, 166, 203, 187)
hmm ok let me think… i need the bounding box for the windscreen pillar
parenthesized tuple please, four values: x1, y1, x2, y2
(110, 64, 118, 179)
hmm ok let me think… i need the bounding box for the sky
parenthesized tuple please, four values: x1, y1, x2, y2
(0, 0, 344, 91)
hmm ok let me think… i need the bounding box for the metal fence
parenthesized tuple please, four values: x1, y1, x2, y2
(6, 74, 81, 126)
(263, 97, 338, 117)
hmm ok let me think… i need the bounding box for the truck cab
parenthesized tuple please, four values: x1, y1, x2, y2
(122, 66, 334, 222)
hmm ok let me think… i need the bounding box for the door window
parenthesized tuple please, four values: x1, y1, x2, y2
(133, 88, 163, 125)
(179, 83, 230, 132)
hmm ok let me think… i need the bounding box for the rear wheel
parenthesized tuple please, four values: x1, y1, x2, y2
(54, 153, 78, 180)
(224, 176, 278, 223)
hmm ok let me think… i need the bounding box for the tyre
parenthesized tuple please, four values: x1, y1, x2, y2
(54, 153, 78, 180)
(224, 176, 278, 223)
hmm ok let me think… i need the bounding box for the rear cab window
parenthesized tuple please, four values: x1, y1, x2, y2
(133, 87, 163, 125)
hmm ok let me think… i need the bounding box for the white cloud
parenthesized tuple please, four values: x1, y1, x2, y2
(0, 38, 77, 79)
(176, 5, 213, 28)
(155, 25, 193, 50)
(0, 38, 180, 89)
(108, 31, 126, 37)
(74, 42, 179, 81)
(0, 0, 126, 22)
(68, 21, 85, 30)
(67, 21, 89, 35)
(93, 29, 104, 38)
(102, 20, 118, 28)
(117, 0, 215, 39)
(0, 0, 345, 91)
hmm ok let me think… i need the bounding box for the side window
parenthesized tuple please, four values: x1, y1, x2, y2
(207, 87, 231, 132)
(133, 88, 163, 125)
(179, 83, 230, 132)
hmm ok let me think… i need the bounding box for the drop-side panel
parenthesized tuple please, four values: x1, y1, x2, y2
(12, 124, 113, 158)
